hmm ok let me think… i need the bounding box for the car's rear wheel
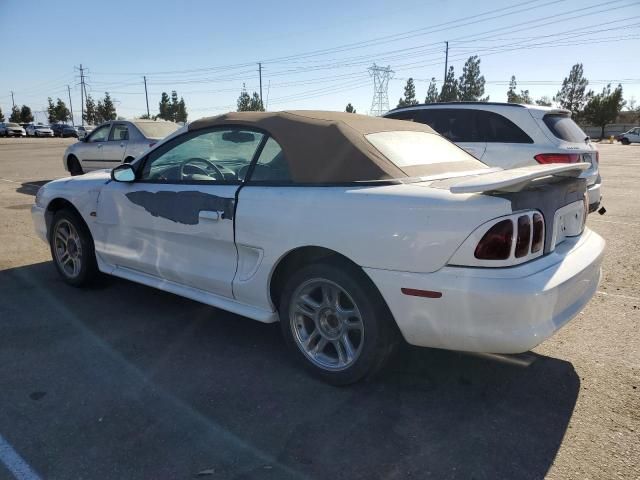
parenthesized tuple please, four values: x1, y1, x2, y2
(49, 209, 98, 287)
(621, 138, 630, 145)
(68, 155, 83, 176)
(280, 262, 398, 385)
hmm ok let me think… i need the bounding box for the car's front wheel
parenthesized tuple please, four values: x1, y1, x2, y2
(621, 138, 630, 145)
(49, 209, 98, 287)
(280, 262, 398, 385)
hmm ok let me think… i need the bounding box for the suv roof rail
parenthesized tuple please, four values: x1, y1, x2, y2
(387, 101, 528, 113)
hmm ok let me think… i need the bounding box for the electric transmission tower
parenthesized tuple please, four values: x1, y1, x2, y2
(368, 64, 393, 116)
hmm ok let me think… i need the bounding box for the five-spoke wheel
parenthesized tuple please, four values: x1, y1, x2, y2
(280, 262, 398, 385)
(49, 209, 98, 286)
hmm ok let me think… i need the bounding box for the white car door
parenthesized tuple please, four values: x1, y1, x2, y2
(77, 123, 111, 171)
(100, 122, 129, 166)
(630, 128, 640, 143)
(93, 127, 266, 298)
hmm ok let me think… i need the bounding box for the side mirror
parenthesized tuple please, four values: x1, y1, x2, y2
(111, 164, 135, 182)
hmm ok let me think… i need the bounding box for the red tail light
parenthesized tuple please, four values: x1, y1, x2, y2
(515, 216, 531, 258)
(531, 213, 544, 253)
(534, 153, 580, 164)
(474, 220, 513, 260)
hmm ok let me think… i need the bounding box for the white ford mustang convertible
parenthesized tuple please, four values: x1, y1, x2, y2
(32, 111, 605, 384)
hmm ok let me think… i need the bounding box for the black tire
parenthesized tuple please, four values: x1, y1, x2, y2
(49, 209, 99, 287)
(68, 155, 83, 176)
(279, 262, 398, 385)
(621, 138, 630, 145)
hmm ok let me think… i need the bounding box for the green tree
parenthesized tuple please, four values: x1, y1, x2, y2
(507, 76, 532, 104)
(582, 83, 625, 139)
(84, 94, 98, 125)
(0, 106, 4, 122)
(158, 92, 171, 120)
(425, 78, 438, 103)
(535, 96, 553, 107)
(345, 103, 356, 113)
(249, 92, 264, 111)
(169, 90, 180, 121)
(458, 56, 487, 101)
(97, 92, 117, 122)
(175, 97, 188, 123)
(54, 98, 70, 123)
(19, 105, 34, 123)
(439, 66, 459, 102)
(397, 78, 419, 108)
(236, 84, 252, 111)
(555, 63, 590, 116)
(9, 106, 21, 122)
(47, 97, 57, 124)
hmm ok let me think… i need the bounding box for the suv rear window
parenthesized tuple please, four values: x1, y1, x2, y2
(475, 111, 533, 143)
(387, 109, 479, 142)
(543, 114, 588, 143)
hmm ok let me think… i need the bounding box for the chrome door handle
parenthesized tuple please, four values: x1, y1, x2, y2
(198, 210, 221, 221)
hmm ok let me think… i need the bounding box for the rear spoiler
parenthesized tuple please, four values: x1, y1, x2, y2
(449, 163, 589, 194)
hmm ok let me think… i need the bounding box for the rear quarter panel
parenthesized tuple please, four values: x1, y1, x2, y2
(233, 183, 511, 310)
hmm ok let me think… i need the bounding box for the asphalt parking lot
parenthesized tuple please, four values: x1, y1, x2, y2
(0, 138, 638, 479)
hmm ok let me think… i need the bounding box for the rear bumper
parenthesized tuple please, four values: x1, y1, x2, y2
(365, 228, 605, 354)
(587, 179, 601, 212)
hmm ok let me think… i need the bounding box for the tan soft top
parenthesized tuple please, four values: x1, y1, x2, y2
(188, 110, 438, 183)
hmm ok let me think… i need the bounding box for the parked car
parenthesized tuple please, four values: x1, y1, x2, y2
(62, 119, 180, 175)
(0, 122, 26, 137)
(51, 123, 78, 138)
(26, 124, 54, 137)
(33, 111, 605, 385)
(76, 125, 94, 140)
(385, 102, 602, 213)
(616, 127, 640, 145)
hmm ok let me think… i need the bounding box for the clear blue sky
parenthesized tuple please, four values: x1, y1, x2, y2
(1, 0, 638, 124)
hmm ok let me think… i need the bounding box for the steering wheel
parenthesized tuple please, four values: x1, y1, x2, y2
(180, 157, 224, 180)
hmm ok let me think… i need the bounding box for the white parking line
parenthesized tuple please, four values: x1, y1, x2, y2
(0, 434, 41, 480)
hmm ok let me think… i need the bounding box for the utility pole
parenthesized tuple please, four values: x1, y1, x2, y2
(79, 64, 85, 126)
(67, 85, 74, 126)
(443, 41, 449, 84)
(10, 91, 15, 110)
(258, 62, 263, 106)
(143, 76, 150, 118)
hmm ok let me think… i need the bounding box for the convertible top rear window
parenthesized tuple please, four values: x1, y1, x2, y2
(365, 131, 488, 176)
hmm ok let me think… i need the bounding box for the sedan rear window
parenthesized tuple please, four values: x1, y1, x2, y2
(543, 114, 588, 143)
(365, 131, 488, 176)
(135, 121, 180, 139)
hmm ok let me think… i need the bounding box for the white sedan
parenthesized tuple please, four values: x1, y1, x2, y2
(32, 111, 605, 384)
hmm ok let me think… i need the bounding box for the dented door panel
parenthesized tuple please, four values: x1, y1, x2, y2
(94, 181, 238, 298)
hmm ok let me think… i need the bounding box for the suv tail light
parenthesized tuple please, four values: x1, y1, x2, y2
(474, 220, 513, 260)
(534, 153, 580, 164)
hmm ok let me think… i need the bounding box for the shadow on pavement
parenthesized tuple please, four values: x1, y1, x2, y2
(16, 180, 53, 196)
(0, 262, 579, 480)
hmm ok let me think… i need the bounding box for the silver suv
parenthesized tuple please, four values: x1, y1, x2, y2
(63, 120, 180, 175)
(385, 102, 601, 212)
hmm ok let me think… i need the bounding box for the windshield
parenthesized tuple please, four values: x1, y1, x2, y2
(7, 123, 19, 128)
(135, 121, 180, 139)
(365, 130, 488, 177)
(36, 125, 50, 129)
(543, 114, 588, 143)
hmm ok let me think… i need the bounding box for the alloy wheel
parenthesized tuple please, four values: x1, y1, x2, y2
(53, 219, 83, 278)
(289, 278, 365, 371)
